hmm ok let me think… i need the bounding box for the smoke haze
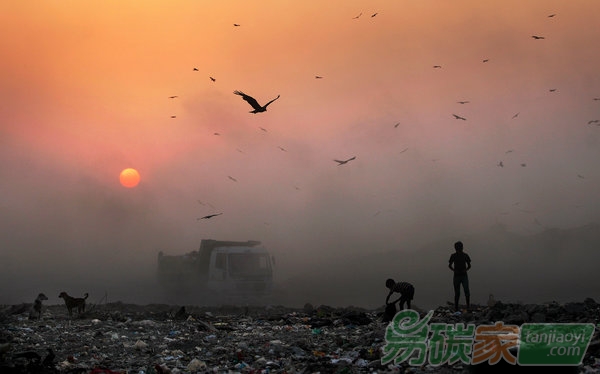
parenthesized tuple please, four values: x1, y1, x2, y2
(1, 1, 599, 309)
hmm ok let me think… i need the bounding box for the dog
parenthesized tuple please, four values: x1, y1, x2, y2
(28, 293, 48, 320)
(58, 292, 88, 317)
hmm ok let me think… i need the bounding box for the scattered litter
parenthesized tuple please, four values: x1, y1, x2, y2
(133, 340, 148, 350)
(0, 301, 598, 373)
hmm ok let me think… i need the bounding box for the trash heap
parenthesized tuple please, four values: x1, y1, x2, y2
(1, 300, 599, 373)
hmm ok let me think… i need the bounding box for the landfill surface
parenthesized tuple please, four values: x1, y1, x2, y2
(1, 299, 599, 373)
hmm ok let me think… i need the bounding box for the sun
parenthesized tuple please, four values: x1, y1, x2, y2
(119, 168, 140, 188)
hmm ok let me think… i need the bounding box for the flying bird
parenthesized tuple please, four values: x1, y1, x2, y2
(170, 115, 177, 118)
(168, 95, 178, 99)
(352, 12, 362, 19)
(259, 127, 268, 132)
(210, 76, 216, 82)
(394, 122, 400, 128)
(588, 120, 599, 125)
(497, 161, 504, 168)
(315, 75, 323, 79)
(233, 90, 280, 113)
(482, 59, 489, 63)
(577, 174, 585, 179)
(457, 101, 470, 104)
(198, 213, 223, 220)
(193, 67, 199, 71)
(505, 149, 514, 154)
(521, 163, 527, 167)
(371, 12, 378, 17)
(278, 146, 287, 152)
(452, 114, 467, 120)
(334, 156, 356, 165)
(549, 88, 557, 92)
(548, 14, 556, 17)
(228, 176, 238, 182)
(531, 35, 545, 39)
(512, 112, 520, 119)
(594, 98, 600, 101)
(399, 147, 409, 154)
(433, 65, 442, 68)
(233, 23, 240, 27)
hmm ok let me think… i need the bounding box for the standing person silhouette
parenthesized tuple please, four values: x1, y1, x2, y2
(448, 241, 471, 311)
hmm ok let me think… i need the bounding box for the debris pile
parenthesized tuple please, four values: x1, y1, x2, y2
(0, 300, 598, 373)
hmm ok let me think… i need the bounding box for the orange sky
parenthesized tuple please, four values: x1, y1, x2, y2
(1, 1, 599, 305)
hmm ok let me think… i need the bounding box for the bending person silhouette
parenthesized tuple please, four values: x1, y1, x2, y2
(385, 279, 415, 311)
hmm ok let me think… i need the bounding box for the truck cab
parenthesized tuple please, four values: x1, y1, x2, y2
(157, 239, 274, 302)
(208, 246, 273, 294)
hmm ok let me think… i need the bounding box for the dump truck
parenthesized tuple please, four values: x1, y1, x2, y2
(157, 239, 275, 302)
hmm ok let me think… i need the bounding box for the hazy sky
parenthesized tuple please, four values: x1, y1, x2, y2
(1, 1, 599, 307)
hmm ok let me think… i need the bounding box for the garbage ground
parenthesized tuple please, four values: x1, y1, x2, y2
(1, 299, 599, 373)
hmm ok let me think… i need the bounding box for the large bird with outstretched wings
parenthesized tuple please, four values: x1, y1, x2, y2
(334, 156, 356, 166)
(234, 90, 280, 113)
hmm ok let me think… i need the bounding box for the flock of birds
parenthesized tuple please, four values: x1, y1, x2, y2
(161, 10, 599, 224)
(190, 90, 356, 220)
